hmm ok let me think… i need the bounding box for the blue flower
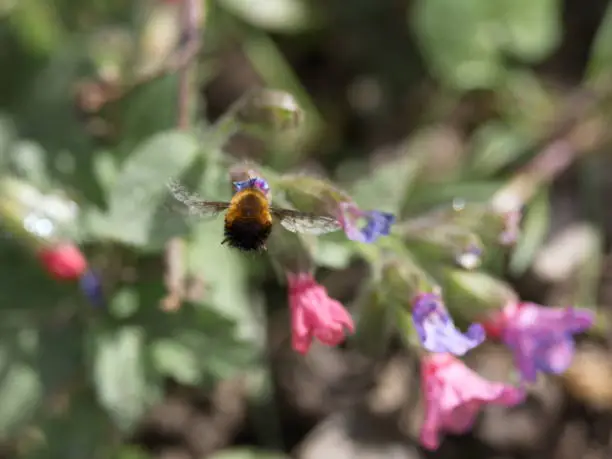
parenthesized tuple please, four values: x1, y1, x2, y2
(338, 202, 395, 243)
(79, 269, 105, 307)
(232, 177, 270, 195)
(412, 293, 485, 355)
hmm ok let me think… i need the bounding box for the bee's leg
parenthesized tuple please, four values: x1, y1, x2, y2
(221, 238, 229, 245)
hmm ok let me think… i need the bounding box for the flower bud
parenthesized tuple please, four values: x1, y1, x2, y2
(38, 243, 88, 280)
(234, 89, 305, 138)
(80, 269, 105, 307)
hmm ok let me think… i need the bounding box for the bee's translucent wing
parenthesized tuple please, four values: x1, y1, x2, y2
(166, 179, 231, 219)
(272, 208, 342, 235)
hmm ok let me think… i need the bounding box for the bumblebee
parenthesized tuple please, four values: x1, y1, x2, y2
(167, 177, 341, 252)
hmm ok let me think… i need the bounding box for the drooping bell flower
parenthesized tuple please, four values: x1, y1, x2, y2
(412, 292, 485, 356)
(420, 353, 526, 451)
(338, 201, 395, 244)
(483, 301, 594, 384)
(286, 271, 355, 354)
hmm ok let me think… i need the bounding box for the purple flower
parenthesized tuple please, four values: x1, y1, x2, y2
(232, 177, 270, 196)
(412, 293, 485, 356)
(79, 269, 105, 307)
(490, 302, 594, 383)
(338, 201, 395, 243)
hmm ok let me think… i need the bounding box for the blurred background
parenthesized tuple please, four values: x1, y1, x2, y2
(1, 0, 612, 458)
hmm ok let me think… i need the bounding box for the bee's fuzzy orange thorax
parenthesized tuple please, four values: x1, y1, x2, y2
(223, 189, 273, 252)
(226, 189, 271, 225)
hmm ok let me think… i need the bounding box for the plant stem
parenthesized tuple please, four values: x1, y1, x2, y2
(162, 0, 204, 312)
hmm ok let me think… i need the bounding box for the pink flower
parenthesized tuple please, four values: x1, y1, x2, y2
(420, 353, 525, 451)
(287, 272, 355, 354)
(484, 301, 594, 384)
(38, 243, 88, 280)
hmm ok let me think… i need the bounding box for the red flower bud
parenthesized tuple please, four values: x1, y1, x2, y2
(38, 243, 88, 280)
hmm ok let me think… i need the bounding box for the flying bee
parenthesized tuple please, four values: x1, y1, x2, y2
(167, 177, 342, 252)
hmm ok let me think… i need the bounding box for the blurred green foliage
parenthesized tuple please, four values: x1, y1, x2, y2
(0, 0, 610, 457)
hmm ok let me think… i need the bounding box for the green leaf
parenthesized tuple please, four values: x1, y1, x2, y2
(586, 1, 612, 87)
(411, 0, 560, 89)
(442, 269, 517, 319)
(0, 359, 41, 439)
(92, 150, 119, 195)
(0, 237, 72, 307)
(187, 225, 261, 344)
(12, 51, 103, 205)
(219, 0, 318, 33)
(114, 446, 152, 459)
(349, 153, 423, 214)
(351, 285, 393, 358)
(405, 181, 503, 214)
(86, 130, 200, 248)
(499, 0, 561, 61)
(27, 390, 115, 459)
(137, 293, 258, 381)
(93, 326, 161, 433)
(411, 0, 502, 90)
(150, 339, 202, 385)
(8, 140, 50, 189)
(509, 188, 550, 275)
(311, 238, 352, 270)
(118, 76, 180, 151)
(208, 448, 288, 459)
(8, 0, 65, 55)
(393, 303, 420, 349)
(109, 288, 140, 319)
(36, 317, 85, 396)
(467, 122, 528, 178)
(0, 114, 15, 168)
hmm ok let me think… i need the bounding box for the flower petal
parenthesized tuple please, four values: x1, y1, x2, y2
(498, 302, 594, 383)
(419, 353, 525, 451)
(412, 294, 485, 356)
(505, 333, 539, 383)
(286, 271, 354, 354)
(338, 202, 395, 243)
(360, 211, 395, 242)
(535, 336, 574, 375)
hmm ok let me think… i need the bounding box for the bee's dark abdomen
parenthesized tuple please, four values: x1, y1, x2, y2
(223, 217, 272, 252)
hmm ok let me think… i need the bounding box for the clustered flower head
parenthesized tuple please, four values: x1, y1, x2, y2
(255, 171, 595, 450)
(410, 292, 594, 449)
